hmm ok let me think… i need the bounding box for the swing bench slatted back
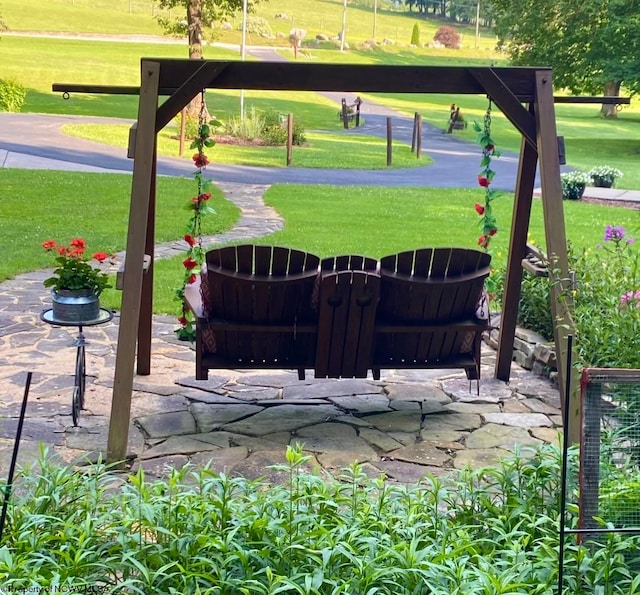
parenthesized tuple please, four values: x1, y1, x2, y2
(373, 247, 491, 380)
(185, 245, 491, 383)
(193, 245, 320, 380)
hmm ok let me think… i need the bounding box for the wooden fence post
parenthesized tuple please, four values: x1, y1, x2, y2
(411, 112, 418, 152)
(286, 113, 293, 166)
(416, 113, 422, 159)
(341, 98, 350, 130)
(386, 117, 392, 166)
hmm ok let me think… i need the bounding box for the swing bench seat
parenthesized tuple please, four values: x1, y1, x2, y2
(184, 245, 491, 382)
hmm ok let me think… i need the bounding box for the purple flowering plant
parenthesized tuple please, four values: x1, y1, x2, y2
(568, 224, 640, 367)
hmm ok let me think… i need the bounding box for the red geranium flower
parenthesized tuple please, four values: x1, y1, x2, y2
(488, 229, 497, 237)
(192, 153, 210, 168)
(42, 237, 112, 296)
(478, 235, 487, 246)
(486, 144, 494, 151)
(92, 252, 109, 262)
(474, 203, 485, 215)
(184, 234, 196, 247)
(183, 257, 198, 270)
(199, 192, 212, 201)
(188, 273, 197, 284)
(477, 176, 490, 188)
(178, 316, 188, 326)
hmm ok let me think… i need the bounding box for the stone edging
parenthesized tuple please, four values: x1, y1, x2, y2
(486, 315, 558, 384)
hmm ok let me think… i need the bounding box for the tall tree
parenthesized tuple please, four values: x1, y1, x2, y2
(156, 0, 256, 60)
(156, 0, 261, 116)
(490, 0, 640, 116)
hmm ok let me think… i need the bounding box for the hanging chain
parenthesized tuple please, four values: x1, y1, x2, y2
(175, 89, 215, 341)
(475, 97, 500, 251)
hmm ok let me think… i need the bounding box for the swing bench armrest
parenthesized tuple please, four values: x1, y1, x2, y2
(115, 254, 152, 290)
(184, 276, 205, 320)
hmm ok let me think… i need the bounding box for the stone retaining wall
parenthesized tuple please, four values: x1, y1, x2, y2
(486, 315, 558, 384)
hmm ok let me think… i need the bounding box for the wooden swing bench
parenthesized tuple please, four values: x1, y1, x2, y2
(184, 244, 491, 382)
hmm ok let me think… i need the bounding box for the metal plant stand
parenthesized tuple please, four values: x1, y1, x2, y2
(40, 308, 113, 426)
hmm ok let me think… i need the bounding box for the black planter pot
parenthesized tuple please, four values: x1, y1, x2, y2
(563, 183, 586, 200)
(592, 176, 614, 188)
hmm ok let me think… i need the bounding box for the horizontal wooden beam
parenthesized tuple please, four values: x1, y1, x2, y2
(554, 96, 630, 104)
(53, 61, 548, 100)
(52, 81, 630, 108)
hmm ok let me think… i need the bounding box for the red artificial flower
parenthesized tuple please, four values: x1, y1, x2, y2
(477, 235, 487, 246)
(192, 153, 210, 168)
(188, 273, 197, 284)
(183, 257, 198, 270)
(92, 252, 109, 262)
(184, 234, 196, 247)
(474, 203, 485, 215)
(57, 246, 67, 256)
(178, 316, 188, 326)
(70, 238, 86, 250)
(488, 229, 498, 237)
(199, 192, 212, 201)
(477, 176, 490, 188)
(68, 247, 84, 258)
(42, 240, 56, 250)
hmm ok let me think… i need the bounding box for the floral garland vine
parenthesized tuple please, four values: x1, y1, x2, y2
(175, 94, 221, 341)
(473, 99, 501, 251)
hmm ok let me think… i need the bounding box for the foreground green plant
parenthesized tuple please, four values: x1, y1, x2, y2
(1, 443, 639, 593)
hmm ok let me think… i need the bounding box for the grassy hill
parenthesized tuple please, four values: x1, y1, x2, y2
(2, 0, 498, 52)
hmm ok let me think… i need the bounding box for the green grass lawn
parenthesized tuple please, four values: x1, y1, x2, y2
(4, 20, 639, 187)
(4, 0, 498, 52)
(0, 169, 239, 283)
(0, 36, 243, 117)
(2, 169, 635, 317)
(61, 123, 431, 169)
(2, 0, 168, 34)
(363, 91, 640, 188)
(148, 183, 640, 317)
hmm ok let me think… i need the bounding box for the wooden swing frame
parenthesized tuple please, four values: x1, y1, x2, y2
(55, 60, 577, 462)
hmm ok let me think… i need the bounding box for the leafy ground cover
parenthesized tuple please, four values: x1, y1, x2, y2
(1, 443, 639, 593)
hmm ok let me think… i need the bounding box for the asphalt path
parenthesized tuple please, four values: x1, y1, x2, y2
(0, 45, 528, 190)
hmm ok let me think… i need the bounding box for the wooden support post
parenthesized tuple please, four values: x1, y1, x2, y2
(416, 114, 422, 159)
(136, 154, 157, 376)
(386, 117, 392, 166)
(496, 121, 536, 381)
(107, 61, 160, 465)
(286, 113, 293, 166)
(534, 70, 579, 444)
